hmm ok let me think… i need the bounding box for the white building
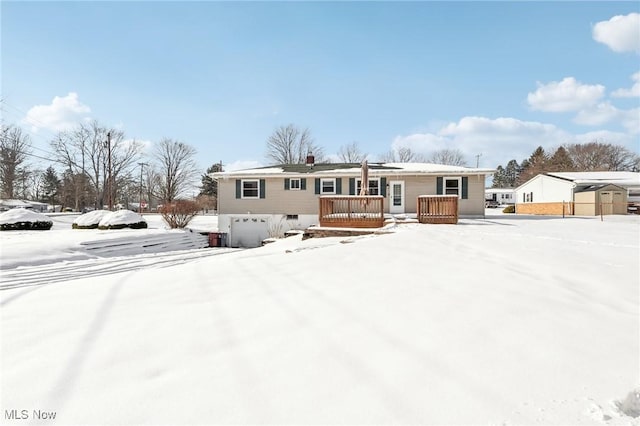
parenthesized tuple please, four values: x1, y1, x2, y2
(515, 171, 640, 215)
(485, 188, 516, 205)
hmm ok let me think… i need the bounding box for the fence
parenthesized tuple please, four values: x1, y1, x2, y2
(318, 196, 385, 228)
(417, 195, 458, 224)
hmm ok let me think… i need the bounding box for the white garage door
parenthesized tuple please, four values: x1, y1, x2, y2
(230, 217, 270, 248)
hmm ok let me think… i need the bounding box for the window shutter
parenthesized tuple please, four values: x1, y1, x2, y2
(259, 179, 266, 199)
(315, 178, 320, 194)
(235, 180, 241, 199)
(436, 177, 443, 195)
(462, 177, 468, 199)
(349, 178, 355, 195)
(284, 178, 290, 190)
(301, 178, 306, 190)
(336, 178, 342, 195)
(380, 177, 387, 197)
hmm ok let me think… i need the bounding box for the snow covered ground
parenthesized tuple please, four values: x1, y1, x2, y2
(1, 211, 639, 425)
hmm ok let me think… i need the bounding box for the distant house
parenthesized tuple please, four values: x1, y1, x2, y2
(515, 171, 640, 215)
(0, 199, 49, 213)
(211, 160, 494, 247)
(485, 188, 516, 206)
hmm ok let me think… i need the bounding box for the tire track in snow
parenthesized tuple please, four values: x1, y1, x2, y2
(0, 248, 241, 290)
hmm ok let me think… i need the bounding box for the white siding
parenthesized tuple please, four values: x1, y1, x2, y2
(516, 175, 574, 204)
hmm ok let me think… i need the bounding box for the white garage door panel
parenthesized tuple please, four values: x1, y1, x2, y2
(230, 217, 270, 248)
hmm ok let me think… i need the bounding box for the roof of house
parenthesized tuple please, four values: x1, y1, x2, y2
(574, 183, 626, 193)
(545, 171, 640, 187)
(211, 162, 495, 178)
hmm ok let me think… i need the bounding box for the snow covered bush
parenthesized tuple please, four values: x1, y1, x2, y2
(97, 210, 147, 230)
(620, 388, 640, 418)
(0, 208, 53, 231)
(72, 210, 111, 229)
(159, 200, 199, 229)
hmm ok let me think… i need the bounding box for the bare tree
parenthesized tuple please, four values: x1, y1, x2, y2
(428, 148, 467, 166)
(338, 141, 367, 163)
(0, 124, 31, 199)
(265, 124, 325, 164)
(143, 166, 162, 210)
(378, 147, 425, 163)
(604, 144, 640, 171)
(50, 121, 143, 210)
(565, 142, 612, 171)
(154, 138, 199, 203)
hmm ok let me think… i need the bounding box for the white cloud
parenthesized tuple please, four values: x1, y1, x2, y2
(527, 77, 605, 112)
(620, 107, 640, 134)
(572, 102, 639, 134)
(573, 102, 620, 126)
(392, 116, 571, 168)
(592, 13, 640, 53)
(391, 115, 639, 169)
(22, 92, 91, 133)
(612, 71, 640, 98)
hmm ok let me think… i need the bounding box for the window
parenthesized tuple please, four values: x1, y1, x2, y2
(289, 178, 301, 190)
(444, 177, 461, 197)
(286, 214, 299, 220)
(356, 178, 380, 195)
(242, 180, 259, 199)
(321, 178, 335, 194)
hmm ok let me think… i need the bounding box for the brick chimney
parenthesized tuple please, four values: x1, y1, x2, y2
(306, 153, 315, 167)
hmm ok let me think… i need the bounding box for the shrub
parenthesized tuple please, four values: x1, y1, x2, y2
(502, 205, 515, 213)
(159, 200, 199, 229)
(96, 210, 148, 230)
(73, 210, 111, 229)
(97, 221, 148, 230)
(0, 208, 53, 231)
(1, 221, 53, 231)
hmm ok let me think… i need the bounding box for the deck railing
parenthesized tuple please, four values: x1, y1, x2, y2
(417, 195, 458, 224)
(319, 196, 385, 228)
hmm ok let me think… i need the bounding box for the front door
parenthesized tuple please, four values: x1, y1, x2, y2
(389, 180, 405, 214)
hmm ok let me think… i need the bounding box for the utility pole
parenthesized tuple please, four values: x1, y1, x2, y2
(475, 153, 482, 168)
(138, 162, 148, 213)
(107, 131, 112, 210)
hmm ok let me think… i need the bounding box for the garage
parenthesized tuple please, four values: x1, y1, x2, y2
(229, 216, 270, 248)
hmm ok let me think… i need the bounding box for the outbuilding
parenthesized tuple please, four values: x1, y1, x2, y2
(573, 184, 627, 215)
(515, 171, 639, 216)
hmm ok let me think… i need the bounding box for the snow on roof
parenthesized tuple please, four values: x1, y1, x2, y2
(212, 162, 494, 177)
(0, 199, 34, 208)
(546, 171, 640, 188)
(0, 207, 53, 225)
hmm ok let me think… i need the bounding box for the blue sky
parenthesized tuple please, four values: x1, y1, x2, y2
(2, 1, 638, 173)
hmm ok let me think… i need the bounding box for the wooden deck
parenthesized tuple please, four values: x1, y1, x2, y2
(417, 195, 458, 224)
(319, 196, 385, 228)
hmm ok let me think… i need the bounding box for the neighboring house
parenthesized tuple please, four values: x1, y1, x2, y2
(515, 171, 640, 215)
(0, 199, 49, 213)
(485, 188, 516, 206)
(211, 160, 494, 247)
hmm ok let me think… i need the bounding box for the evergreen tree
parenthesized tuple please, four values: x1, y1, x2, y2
(200, 163, 221, 197)
(548, 146, 575, 172)
(517, 146, 548, 185)
(42, 166, 60, 208)
(504, 159, 520, 187)
(491, 165, 507, 188)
